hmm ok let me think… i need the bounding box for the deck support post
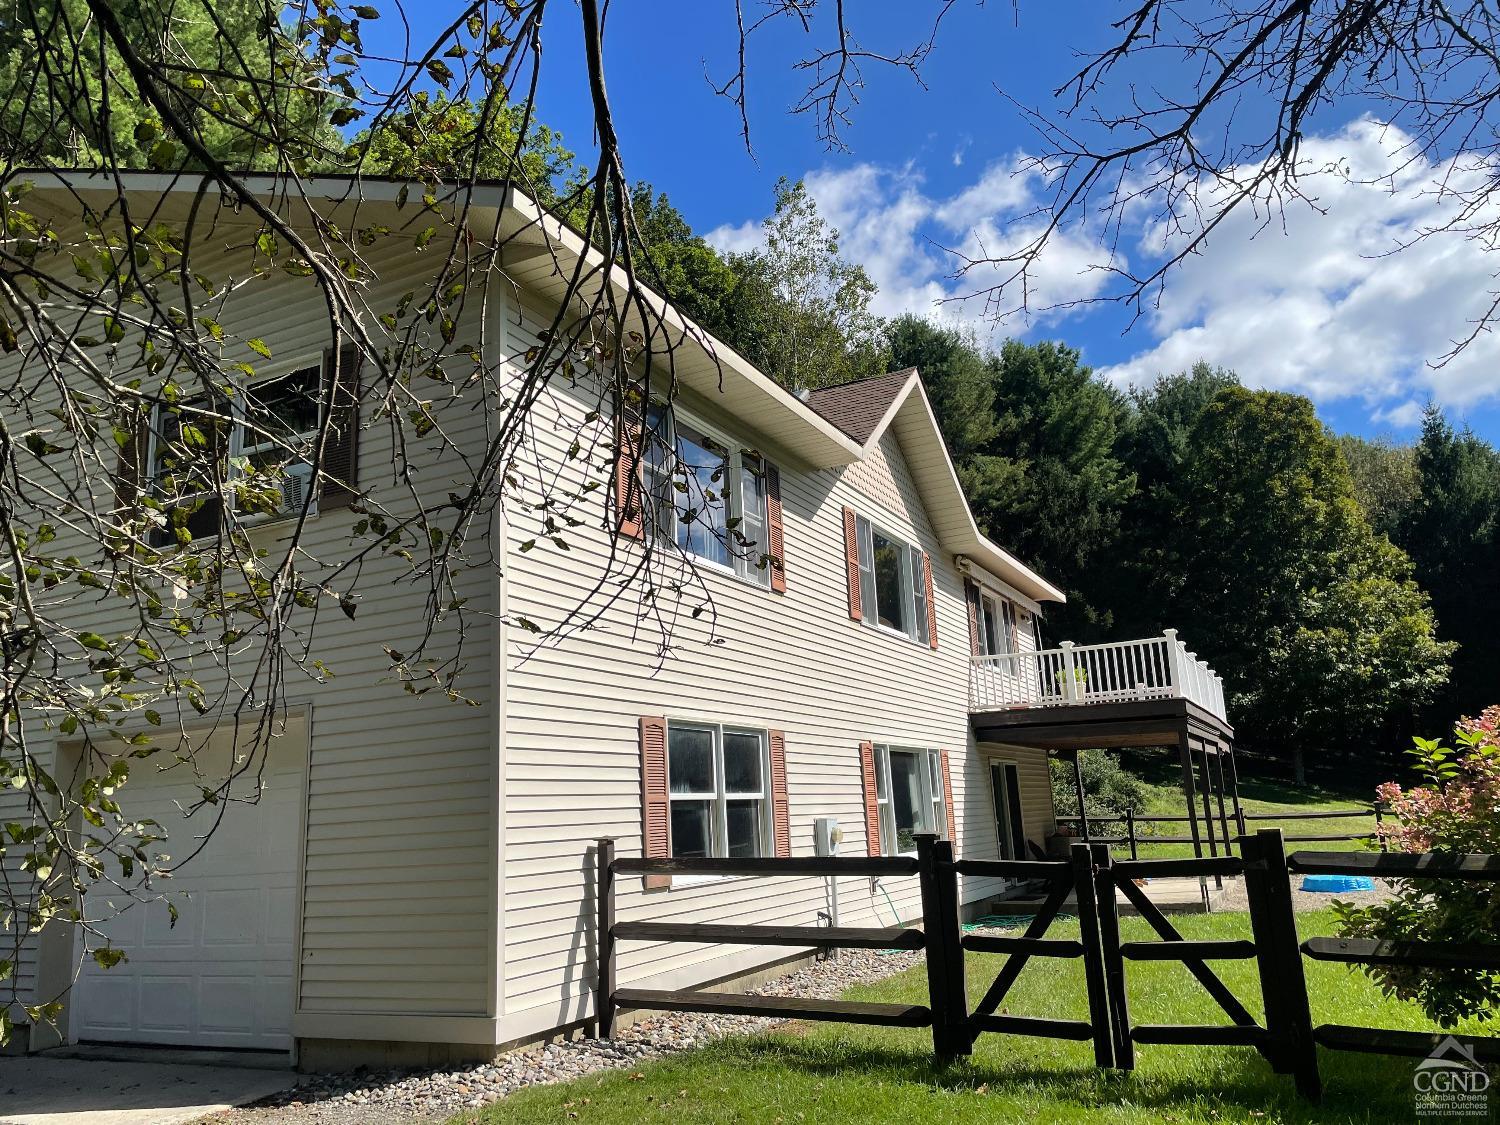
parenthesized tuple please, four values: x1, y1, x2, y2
(1177, 731, 1204, 861)
(1227, 741, 1247, 837)
(1070, 750, 1091, 842)
(1212, 744, 1233, 851)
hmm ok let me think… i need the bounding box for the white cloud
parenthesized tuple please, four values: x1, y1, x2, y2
(704, 118, 1500, 424)
(1098, 119, 1500, 420)
(702, 218, 762, 257)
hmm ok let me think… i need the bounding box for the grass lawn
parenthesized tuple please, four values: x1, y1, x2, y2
(457, 909, 1491, 1124)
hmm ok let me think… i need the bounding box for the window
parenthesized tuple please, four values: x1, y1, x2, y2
(989, 759, 1026, 860)
(853, 514, 930, 644)
(874, 746, 947, 855)
(667, 722, 770, 859)
(643, 403, 771, 585)
(147, 363, 325, 540)
(977, 591, 1019, 657)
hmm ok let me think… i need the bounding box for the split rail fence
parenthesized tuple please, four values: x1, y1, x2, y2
(1055, 804, 1388, 859)
(592, 830, 1499, 1104)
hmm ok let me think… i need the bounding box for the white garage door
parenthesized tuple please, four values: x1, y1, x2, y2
(73, 721, 304, 1050)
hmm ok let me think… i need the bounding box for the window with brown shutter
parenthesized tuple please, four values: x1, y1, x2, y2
(614, 397, 644, 540)
(319, 341, 363, 509)
(639, 716, 670, 890)
(940, 749, 957, 846)
(768, 729, 790, 858)
(858, 741, 881, 856)
(922, 552, 938, 650)
(842, 507, 862, 620)
(766, 463, 786, 594)
(963, 578, 982, 656)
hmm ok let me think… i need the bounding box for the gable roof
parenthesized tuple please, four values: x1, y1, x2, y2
(18, 169, 1064, 604)
(805, 369, 916, 444)
(811, 369, 1065, 605)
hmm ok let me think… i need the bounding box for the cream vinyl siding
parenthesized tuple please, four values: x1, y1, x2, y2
(0, 206, 501, 1037)
(498, 293, 997, 1031)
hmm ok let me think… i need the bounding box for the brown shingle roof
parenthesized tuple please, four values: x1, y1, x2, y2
(804, 369, 916, 445)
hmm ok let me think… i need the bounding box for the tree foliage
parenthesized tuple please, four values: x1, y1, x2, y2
(725, 179, 887, 390)
(887, 323, 1132, 637)
(1129, 386, 1451, 762)
(1336, 710, 1500, 1027)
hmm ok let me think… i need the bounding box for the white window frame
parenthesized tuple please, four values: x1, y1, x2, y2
(666, 720, 773, 862)
(853, 514, 930, 645)
(874, 745, 947, 856)
(643, 402, 771, 588)
(146, 361, 324, 531)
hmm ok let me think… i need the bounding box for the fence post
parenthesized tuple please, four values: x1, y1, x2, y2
(917, 833, 966, 1061)
(595, 837, 616, 1038)
(1125, 806, 1138, 862)
(1091, 843, 1133, 1070)
(936, 837, 970, 1055)
(1242, 829, 1321, 1102)
(1070, 843, 1115, 1069)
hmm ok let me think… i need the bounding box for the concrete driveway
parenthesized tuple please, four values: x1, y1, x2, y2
(0, 1055, 296, 1125)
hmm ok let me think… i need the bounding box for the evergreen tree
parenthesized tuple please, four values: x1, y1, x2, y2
(1404, 406, 1500, 722)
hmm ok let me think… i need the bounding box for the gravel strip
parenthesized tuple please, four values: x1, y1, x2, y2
(193, 882, 1395, 1125)
(200, 947, 924, 1125)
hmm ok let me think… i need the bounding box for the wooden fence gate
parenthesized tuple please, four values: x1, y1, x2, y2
(592, 829, 1500, 1104)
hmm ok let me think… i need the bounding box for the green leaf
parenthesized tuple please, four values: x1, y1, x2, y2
(92, 947, 127, 970)
(78, 632, 109, 651)
(247, 338, 272, 360)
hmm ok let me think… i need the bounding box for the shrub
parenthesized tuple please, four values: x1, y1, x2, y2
(1333, 706, 1500, 1027)
(1050, 749, 1148, 820)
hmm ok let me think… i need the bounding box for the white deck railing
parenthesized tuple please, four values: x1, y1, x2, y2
(968, 629, 1227, 722)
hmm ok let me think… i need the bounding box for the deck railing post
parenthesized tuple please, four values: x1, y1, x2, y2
(1242, 829, 1321, 1102)
(1163, 629, 1185, 699)
(595, 837, 616, 1038)
(1060, 640, 1080, 701)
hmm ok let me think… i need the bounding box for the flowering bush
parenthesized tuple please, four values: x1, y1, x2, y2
(1332, 707, 1500, 1026)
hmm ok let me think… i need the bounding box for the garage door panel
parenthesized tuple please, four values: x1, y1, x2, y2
(74, 723, 304, 1050)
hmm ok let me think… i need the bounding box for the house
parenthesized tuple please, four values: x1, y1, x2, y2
(0, 172, 1235, 1069)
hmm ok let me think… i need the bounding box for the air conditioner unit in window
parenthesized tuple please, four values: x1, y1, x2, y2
(275, 461, 315, 517)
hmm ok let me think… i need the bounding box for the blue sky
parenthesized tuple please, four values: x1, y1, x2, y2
(371, 3, 1500, 443)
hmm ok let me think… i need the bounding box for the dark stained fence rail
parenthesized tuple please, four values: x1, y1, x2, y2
(1286, 847, 1500, 1070)
(591, 831, 1499, 1106)
(1057, 804, 1389, 854)
(593, 835, 957, 1058)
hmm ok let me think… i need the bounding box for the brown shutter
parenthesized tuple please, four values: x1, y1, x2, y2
(320, 341, 363, 509)
(614, 397, 644, 540)
(843, 507, 862, 621)
(639, 716, 670, 890)
(766, 462, 787, 594)
(923, 551, 938, 650)
(859, 741, 881, 856)
(940, 749, 957, 846)
(963, 578, 981, 656)
(768, 729, 790, 858)
(113, 408, 148, 516)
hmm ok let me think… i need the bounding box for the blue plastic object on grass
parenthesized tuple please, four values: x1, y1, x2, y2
(1300, 874, 1375, 893)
